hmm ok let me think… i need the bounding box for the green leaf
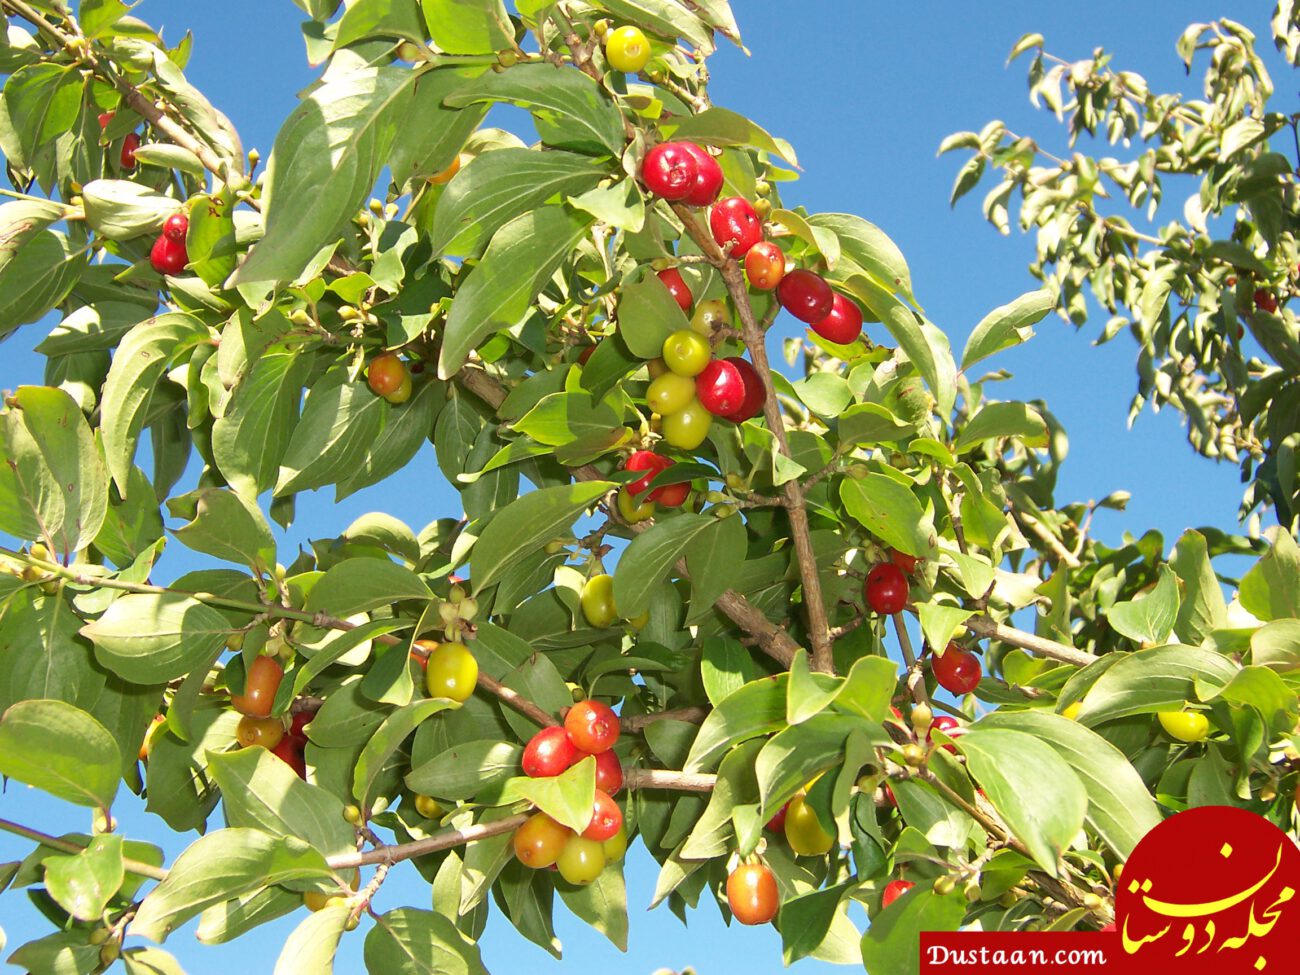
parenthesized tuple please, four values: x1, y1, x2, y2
(590, 0, 715, 50)
(406, 739, 522, 800)
(0, 699, 119, 808)
(837, 402, 913, 447)
(363, 908, 488, 974)
(615, 270, 691, 359)
(304, 558, 433, 618)
(273, 905, 350, 975)
(444, 62, 625, 155)
(213, 349, 312, 499)
(916, 604, 973, 659)
(844, 274, 957, 416)
(168, 487, 276, 572)
(1239, 531, 1300, 622)
(1107, 564, 1180, 646)
(83, 592, 231, 683)
(513, 392, 623, 447)
(0, 228, 87, 339)
(979, 711, 1159, 858)
(1251, 620, 1300, 670)
(685, 515, 746, 620)
(568, 177, 645, 232)
(961, 288, 1052, 369)
(5, 931, 100, 975)
(129, 829, 333, 942)
(0, 385, 107, 557)
(700, 635, 755, 707)
(387, 66, 488, 188)
(1076, 645, 1239, 724)
(0, 589, 102, 716)
(231, 66, 418, 287)
(613, 513, 714, 618)
(421, 0, 513, 53)
(684, 674, 787, 773)
(958, 728, 1086, 875)
(100, 313, 206, 495)
(123, 947, 189, 975)
(860, 889, 966, 975)
(471, 481, 615, 590)
(756, 713, 862, 817)
(430, 148, 604, 257)
(777, 883, 853, 965)
(42, 834, 124, 921)
(658, 106, 797, 167)
(1169, 530, 1228, 646)
(953, 401, 1048, 453)
(80, 179, 176, 240)
(354, 699, 456, 808)
(558, 864, 628, 950)
(334, 0, 428, 47)
(274, 367, 386, 496)
(438, 205, 593, 377)
(510, 755, 596, 832)
(809, 212, 912, 301)
(839, 475, 936, 560)
(207, 749, 355, 858)
(1211, 665, 1298, 730)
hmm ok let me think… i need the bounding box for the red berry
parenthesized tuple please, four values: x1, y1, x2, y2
(883, 783, 896, 807)
(811, 292, 863, 345)
(578, 345, 595, 366)
(890, 548, 920, 574)
(564, 700, 619, 754)
(270, 736, 307, 779)
(764, 801, 789, 832)
(97, 111, 115, 130)
(881, 879, 914, 908)
(744, 241, 786, 291)
(120, 132, 140, 169)
(149, 234, 188, 276)
(592, 749, 624, 795)
(656, 267, 693, 313)
(287, 709, 314, 744)
(641, 143, 699, 201)
(727, 862, 779, 925)
(625, 450, 672, 497)
(677, 142, 724, 207)
(1254, 288, 1279, 314)
(932, 644, 982, 696)
(581, 789, 623, 841)
(695, 359, 745, 417)
(776, 269, 835, 324)
(650, 479, 689, 507)
(708, 197, 762, 258)
(722, 357, 766, 422)
(522, 726, 578, 778)
(864, 563, 909, 615)
(162, 213, 188, 241)
(927, 715, 965, 754)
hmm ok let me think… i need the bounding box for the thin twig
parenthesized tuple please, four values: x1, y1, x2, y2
(0, 818, 167, 881)
(891, 612, 931, 706)
(621, 706, 707, 732)
(963, 614, 1096, 667)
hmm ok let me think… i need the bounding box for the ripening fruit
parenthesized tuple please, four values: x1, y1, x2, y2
(661, 399, 713, 450)
(927, 715, 965, 754)
(582, 790, 623, 841)
(1158, 710, 1210, 743)
(270, 735, 307, 778)
(651, 478, 689, 508)
(580, 574, 618, 628)
(646, 371, 697, 416)
(695, 359, 746, 417)
(604, 25, 651, 74)
(304, 891, 348, 912)
(662, 330, 712, 377)
(640, 142, 699, 201)
(656, 267, 693, 313)
(565, 699, 619, 754)
(556, 836, 607, 885)
(744, 241, 786, 290)
(764, 801, 789, 833)
(709, 197, 762, 258)
(414, 794, 444, 819)
(97, 111, 115, 129)
(1061, 700, 1083, 721)
(513, 813, 571, 869)
(722, 357, 766, 422)
(138, 714, 167, 762)
(678, 142, 724, 207)
(149, 234, 188, 276)
(689, 298, 730, 336)
(784, 794, 834, 856)
(616, 487, 656, 523)
(602, 825, 628, 862)
(1254, 288, 1279, 314)
(424, 643, 478, 702)
(890, 548, 920, 574)
(231, 655, 285, 718)
(811, 292, 864, 345)
(625, 449, 671, 496)
(162, 213, 189, 241)
(120, 132, 140, 169)
(881, 879, 915, 909)
(522, 726, 578, 778)
(428, 152, 463, 185)
(236, 715, 285, 750)
(593, 749, 624, 795)
(776, 269, 835, 324)
(727, 862, 779, 925)
(932, 644, 982, 696)
(367, 353, 409, 399)
(864, 563, 909, 615)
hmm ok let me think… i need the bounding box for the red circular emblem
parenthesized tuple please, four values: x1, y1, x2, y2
(1115, 806, 1300, 973)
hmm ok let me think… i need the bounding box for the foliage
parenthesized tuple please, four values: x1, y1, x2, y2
(0, 2, 1295, 974)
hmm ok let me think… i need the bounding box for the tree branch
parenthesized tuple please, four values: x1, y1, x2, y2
(625, 768, 716, 792)
(329, 814, 531, 870)
(0, 818, 167, 881)
(963, 614, 1097, 668)
(892, 612, 932, 706)
(621, 706, 708, 732)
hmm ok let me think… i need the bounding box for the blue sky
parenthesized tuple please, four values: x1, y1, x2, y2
(0, 1, 1284, 972)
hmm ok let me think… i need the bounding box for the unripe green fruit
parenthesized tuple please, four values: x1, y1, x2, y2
(456, 597, 478, 620)
(909, 704, 933, 734)
(964, 881, 982, 902)
(344, 805, 364, 826)
(933, 875, 956, 896)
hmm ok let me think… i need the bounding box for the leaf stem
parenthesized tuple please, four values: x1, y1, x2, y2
(0, 818, 167, 881)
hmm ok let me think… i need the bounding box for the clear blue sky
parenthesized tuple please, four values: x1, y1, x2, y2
(0, 1, 1281, 972)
